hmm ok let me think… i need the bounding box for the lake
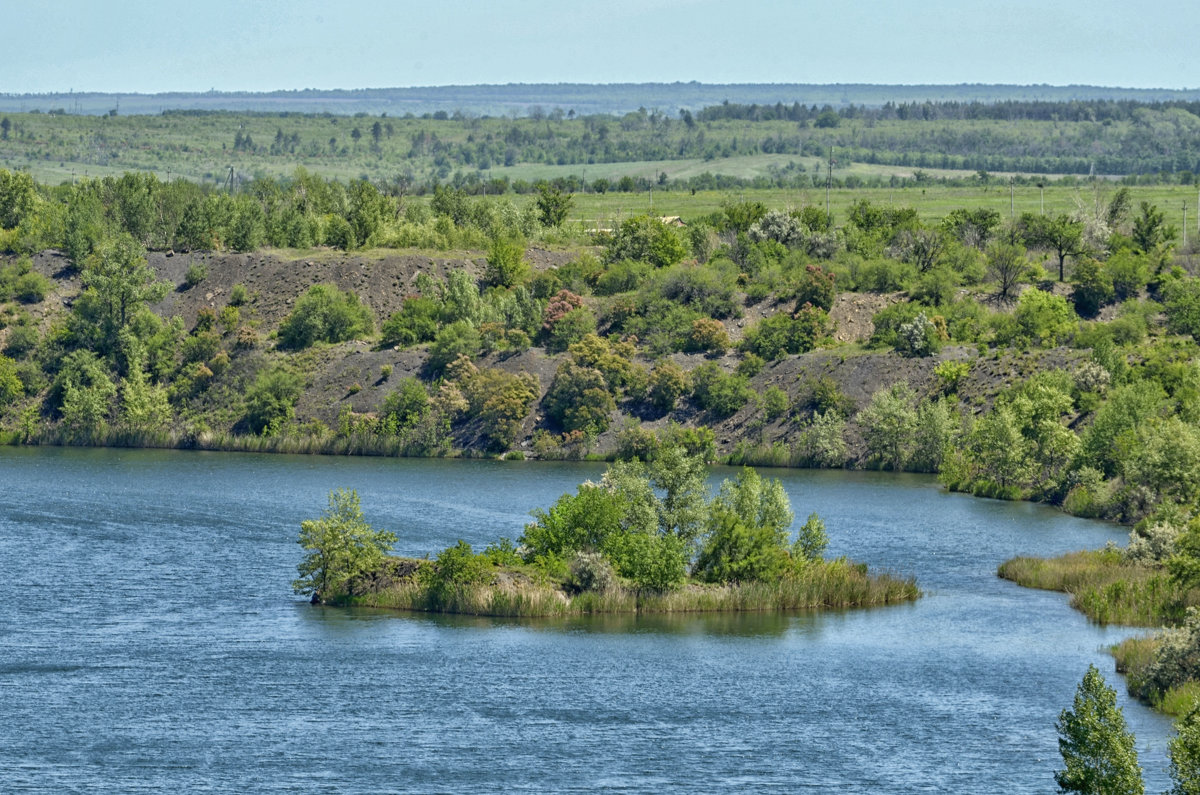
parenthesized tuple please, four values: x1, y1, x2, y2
(0, 447, 1174, 792)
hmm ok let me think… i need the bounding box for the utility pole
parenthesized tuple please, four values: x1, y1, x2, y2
(1009, 177, 1015, 219)
(1185, 203, 1189, 247)
(825, 147, 833, 218)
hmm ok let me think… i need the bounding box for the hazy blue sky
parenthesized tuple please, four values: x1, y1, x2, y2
(5, 0, 1197, 93)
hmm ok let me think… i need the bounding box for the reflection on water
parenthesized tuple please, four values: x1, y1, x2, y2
(0, 446, 1173, 792)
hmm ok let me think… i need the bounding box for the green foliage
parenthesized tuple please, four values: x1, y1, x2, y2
(459, 366, 539, 450)
(1010, 288, 1077, 347)
(545, 360, 615, 435)
(761, 385, 789, 420)
(1071, 258, 1115, 318)
(425, 321, 480, 375)
(0, 169, 37, 230)
(293, 488, 397, 600)
(277, 283, 374, 350)
(242, 365, 302, 435)
(857, 383, 919, 470)
(694, 468, 794, 583)
(380, 295, 441, 348)
(379, 377, 429, 434)
(535, 185, 573, 227)
(604, 215, 688, 268)
(793, 513, 829, 562)
(690, 362, 753, 418)
(647, 360, 688, 412)
(1054, 665, 1143, 794)
(484, 236, 529, 288)
(0, 354, 22, 407)
(742, 306, 829, 360)
(934, 360, 970, 394)
(428, 540, 491, 596)
(184, 262, 207, 287)
(1169, 703, 1200, 795)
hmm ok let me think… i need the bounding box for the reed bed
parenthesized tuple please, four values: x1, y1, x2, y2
(998, 549, 1189, 626)
(339, 559, 919, 618)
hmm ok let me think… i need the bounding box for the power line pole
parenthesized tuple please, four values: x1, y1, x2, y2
(1009, 177, 1015, 219)
(826, 147, 833, 218)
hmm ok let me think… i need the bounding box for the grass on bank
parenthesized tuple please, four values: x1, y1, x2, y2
(335, 555, 920, 617)
(997, 548, 1194, 626)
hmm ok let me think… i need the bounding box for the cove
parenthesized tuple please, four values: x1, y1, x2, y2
(0, 446, 1175, 792)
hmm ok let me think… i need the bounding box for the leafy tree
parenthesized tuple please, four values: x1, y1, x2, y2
(243, 366, 303, 435)
(484, 236, 529, 288)
(0, 354, 21, 407)
(293, 488, 397, 601)
(76, 235, 169, 355)
(647, 360, 688, 412)
(1132, 201, 1176, 255)
(1071, 258, 1115, 318)
(694, 468, 793, 583)
(857, 383, 918, 470)
(535, 184, 573, 227)
(278, 284, 374, 350)
(545, 360, 615, 435)
(793, 513, 829, 562)
(1169, 703, 1200, 795)
(380, 296, 440, 348)
(0, 169, 37, 230)
(1054, 664, 1143, 794)
(425, 321, 480, 375)
(379, 377, 430, 434)
(1013, 288, 1077, 347)
(1021, 212, 1084, 282)
(690, 362, 753, 418)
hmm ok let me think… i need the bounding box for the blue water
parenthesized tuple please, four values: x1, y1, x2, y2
(0, 447, 1174, 791)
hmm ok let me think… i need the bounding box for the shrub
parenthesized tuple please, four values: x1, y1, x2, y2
(544, 306, 596, 353)
(568, 551, 617, 593)
(429, 540, 491, 595)
(742, 305, 829, 360)
(425, 321, 480, 375)
(242, 366, 303, 435)
(379, 377, 430, 434)
(647, 360, 688, 412)
(793, 264, 836, 311)
(484, 236, 529, 288)
(686, 317, 729, 354)
(184, 263, 207, 288)
(690, 362, 753, 418)
(278, 284, 374, 350)
(380, 296, 440, 348)
(545, 360, 615, 434)
(229, 283, 249, 306)
(605, 215, 688, 268)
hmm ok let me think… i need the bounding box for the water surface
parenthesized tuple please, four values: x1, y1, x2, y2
(0, 447, 1174, 791)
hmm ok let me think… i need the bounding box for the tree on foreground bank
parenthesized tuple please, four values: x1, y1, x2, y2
(1055, 665, 1142, 794)
(293, 489, 396, 603)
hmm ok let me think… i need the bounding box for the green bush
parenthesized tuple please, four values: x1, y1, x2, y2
(184, 263, 207, 288)
(545, 360, 615, 434)
(380, 296, 440, 348)
(429, 540, 491, 595)
(278, 283, 374, 350)
(690, 362, 753, 418)
(242, 366, 303, 435)
(742, 306, 829, 360)
(425, 321, 480, 375)
(647, 360, 688, 412)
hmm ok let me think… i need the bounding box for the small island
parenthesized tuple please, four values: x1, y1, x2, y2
(293, 446, 919, 617)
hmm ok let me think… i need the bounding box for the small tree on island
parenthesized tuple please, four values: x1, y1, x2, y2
(293, 489, 397, 603)
(1055, 664, 1143, 794)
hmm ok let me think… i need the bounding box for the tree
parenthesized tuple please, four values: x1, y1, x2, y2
(535, 184, 573, 227)
(1022, 213, 1085, 282)
(987, 242, 1029, 303)
(293, 488, 397, 602)
(243, 366, 303, 435)
(1170, 703, 1200, 795)
(484, 236, 529, 288)
(857, 383, 918, 471)
(1132, 201, 1177, 255)
(76, 235, 169, 354)
(0, 168, 36, 229)
(1054, 665, 1143, 794)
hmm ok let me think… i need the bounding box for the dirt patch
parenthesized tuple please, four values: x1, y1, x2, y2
(147, 246, 580, 331)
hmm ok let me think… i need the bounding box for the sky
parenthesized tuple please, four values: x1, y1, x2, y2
(4, 0, 1198, 94)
